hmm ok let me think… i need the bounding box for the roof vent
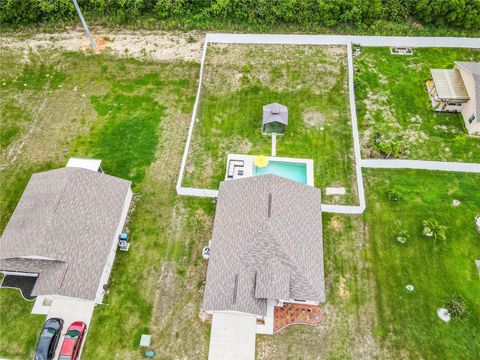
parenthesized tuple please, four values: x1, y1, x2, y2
(267, 193, 272, 218)
(271, 106, 280, 114)
(233, 274, 239, 304)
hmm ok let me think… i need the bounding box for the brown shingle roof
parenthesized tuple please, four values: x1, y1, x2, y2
(202, 174, 325, 316)
(0, 167, 131, 301)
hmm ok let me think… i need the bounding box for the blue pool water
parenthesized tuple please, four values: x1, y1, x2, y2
(255, 161, 307, 184)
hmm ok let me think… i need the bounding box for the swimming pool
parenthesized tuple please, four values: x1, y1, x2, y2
(255, 161, 307, 184)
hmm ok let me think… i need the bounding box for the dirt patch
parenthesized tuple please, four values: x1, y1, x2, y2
(303, 109, 326, 127)
(329, 216, 344, 232)
(0, 29, 204, 63)
(338, 276, 350, 298)
(81, 36, 111, 53)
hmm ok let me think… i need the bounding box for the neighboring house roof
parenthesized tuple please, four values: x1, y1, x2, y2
(262, 103, 288, 126)
(202, 174, 325, 317)
(0, 167, 131, 301)
(430, 69, 470, 100)
(66, 157, 102, 172)
(455, 61, 480, 122)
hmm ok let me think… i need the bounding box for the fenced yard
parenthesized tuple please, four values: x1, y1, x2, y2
(182, 43, 359, 205)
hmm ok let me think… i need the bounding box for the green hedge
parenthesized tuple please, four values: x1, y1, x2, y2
(1, 0, 479, 30)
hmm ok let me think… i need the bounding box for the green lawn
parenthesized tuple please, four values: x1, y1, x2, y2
(1, 43, 479, 360)
(0, 48, 211, 359)
(0, 275, 45, 359)
(354, 47, 480, 162)
(183, 44, 358, 205)
(363, 169, 480, 359)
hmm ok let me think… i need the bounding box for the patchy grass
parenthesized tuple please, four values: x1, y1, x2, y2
(183, 44, 358, 205)
(0, 48, 205, 359)
(363, 169, 480, 358)
(0, 101, 32, 150)
(354, 47, 480, 161)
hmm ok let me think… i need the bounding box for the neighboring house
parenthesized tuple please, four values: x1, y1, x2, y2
(202, 174, 325, 322)
(428, 61, 480, 135)
(262, 103, 288, 134)
(0, 159, 132, 304)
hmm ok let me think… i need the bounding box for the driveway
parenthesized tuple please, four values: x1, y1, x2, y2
(208, 312, 257, 360)
(46, 297, 95, 360)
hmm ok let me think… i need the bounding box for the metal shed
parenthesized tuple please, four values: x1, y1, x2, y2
(262, 103, 288, 134)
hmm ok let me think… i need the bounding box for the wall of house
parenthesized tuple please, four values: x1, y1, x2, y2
(279, 298, 320, 306)
(456, 66, 479, 134)
(94, 187, 133, 304)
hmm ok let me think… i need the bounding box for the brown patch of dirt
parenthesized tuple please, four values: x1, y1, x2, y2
(81, 36, 111, 53)
(329, 216, 344, 232)
(1, 29, 204, 63)
(303, 109, 326, 127)
(338, 276, 350, 298)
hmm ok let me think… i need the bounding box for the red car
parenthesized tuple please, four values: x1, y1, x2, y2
(58, 321, 87, 360)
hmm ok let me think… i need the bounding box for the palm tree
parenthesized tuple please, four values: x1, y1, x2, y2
(422, 219, 447, 245)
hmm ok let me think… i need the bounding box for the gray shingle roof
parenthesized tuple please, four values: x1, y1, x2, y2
(262, 103, 288, 126)
(202, 174, 325, 316)
(0, 167, 131, 301)
(455, 61, 480, 123)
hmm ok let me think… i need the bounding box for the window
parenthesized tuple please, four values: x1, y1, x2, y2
(468, 114, 475, 124)
(40, 328, 56, 338)
(65, 329, 80, 339)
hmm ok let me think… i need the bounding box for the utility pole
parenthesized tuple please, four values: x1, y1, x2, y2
(72, 0, 96, 51)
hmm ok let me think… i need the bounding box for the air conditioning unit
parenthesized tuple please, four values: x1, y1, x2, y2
(202, 246, 211, 260)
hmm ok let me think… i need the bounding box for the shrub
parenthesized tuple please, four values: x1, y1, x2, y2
(387, 190, 401, 202)
(422, 219, 447, 244)
(446, 296, 469, 318)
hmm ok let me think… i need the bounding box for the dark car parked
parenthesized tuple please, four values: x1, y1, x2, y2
(33, 318, 64, 360)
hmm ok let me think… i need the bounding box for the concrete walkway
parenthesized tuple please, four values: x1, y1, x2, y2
(361, 159, 480, 173)
(206, 33, 480, 48)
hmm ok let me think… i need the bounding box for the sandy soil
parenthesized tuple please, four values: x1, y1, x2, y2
(0, 29, 204, 63)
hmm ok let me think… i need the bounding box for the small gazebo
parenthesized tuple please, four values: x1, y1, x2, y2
(262, 103, 288, 134)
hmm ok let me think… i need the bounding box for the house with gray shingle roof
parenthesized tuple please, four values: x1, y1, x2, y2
(429, 61, 480, 135)
(455, 61, 480, 135)
(202, 174, 325, 319)
(0, 162, 132, 304)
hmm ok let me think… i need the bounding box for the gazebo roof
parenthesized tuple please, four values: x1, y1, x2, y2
(262, 103, 288, 126)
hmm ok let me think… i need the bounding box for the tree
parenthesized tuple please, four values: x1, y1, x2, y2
(422, 219, 447, 245)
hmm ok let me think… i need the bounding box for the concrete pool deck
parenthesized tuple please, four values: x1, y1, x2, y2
(225, 154, 314, 186)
